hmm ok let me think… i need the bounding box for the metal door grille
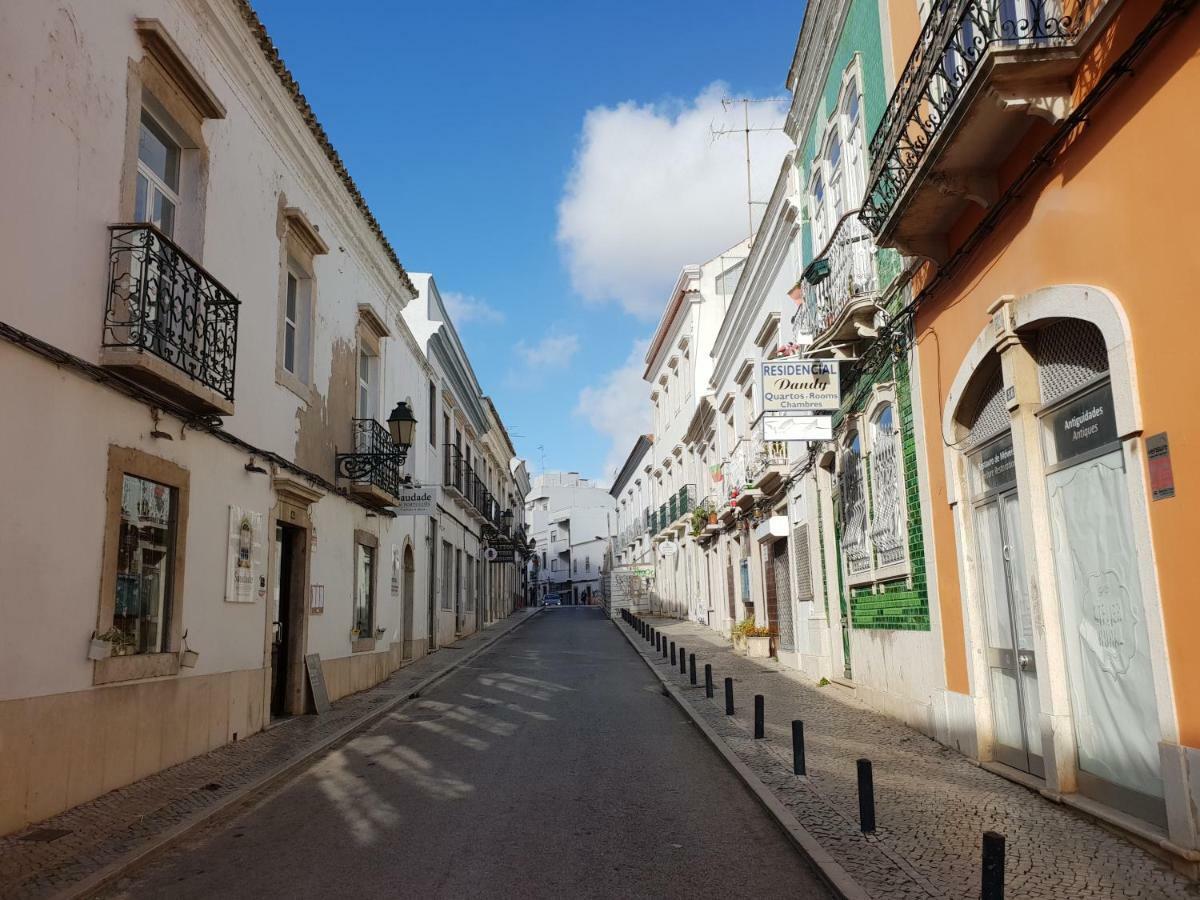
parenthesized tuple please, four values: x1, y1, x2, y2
(772, 540, 795, 651)
(792, 523, 814, 602)
(869, 418, 905, 566)
(1034, 319, 1109, 405)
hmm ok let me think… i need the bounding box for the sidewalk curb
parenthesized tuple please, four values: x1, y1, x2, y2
(61, 607, 545, 900)
(615, 618, 871, 900)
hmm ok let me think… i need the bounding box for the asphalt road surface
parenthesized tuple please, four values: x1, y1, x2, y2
(104, 608, 832, 899)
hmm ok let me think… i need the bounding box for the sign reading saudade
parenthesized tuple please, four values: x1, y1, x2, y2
(390, 485, 441, 516)
(759, 359, 840, 414)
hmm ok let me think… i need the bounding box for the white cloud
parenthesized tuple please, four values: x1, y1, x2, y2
(574, 340, 653, 483)
(442, 291, 504, 325)
(557, 83, 792, 319)
(515, 332, 581, 367)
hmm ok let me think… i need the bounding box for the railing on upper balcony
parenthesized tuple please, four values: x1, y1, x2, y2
(346, 418, 403, 497)
(797, 210, 879, 340)
(676, 484, 697, 517)
(747, 420, 790, 484)
(104, 224, 240, 402)
(861, 0, 1085, 234)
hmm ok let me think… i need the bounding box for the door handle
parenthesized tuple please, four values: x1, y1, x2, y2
(1017, 653, 1032, 670)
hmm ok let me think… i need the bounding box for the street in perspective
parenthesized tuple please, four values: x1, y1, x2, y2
(3, 0, 1200, 898)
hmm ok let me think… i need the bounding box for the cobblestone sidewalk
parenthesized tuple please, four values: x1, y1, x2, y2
(626, 617, 1197, 900)
(0, 609, 541, 900)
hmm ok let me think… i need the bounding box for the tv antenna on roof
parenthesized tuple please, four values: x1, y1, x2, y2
(711, 97, 786, 251)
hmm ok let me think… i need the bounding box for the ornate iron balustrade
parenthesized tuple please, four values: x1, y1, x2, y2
(104, 224, 239, 402)
(337, 418, 403, 498)
(658, 503, 669, 531)
(747, 421, 789, 484)
(676, 484, 697, 517)
(801, 210, 880, 338)
(668, 495, 678, 522)
(861, 0, 1084, 235)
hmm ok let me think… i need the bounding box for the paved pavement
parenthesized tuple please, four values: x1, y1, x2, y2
(98, 607, 832, 899)
(0, 609, 541, 899)
(625, 616, 1199, 900)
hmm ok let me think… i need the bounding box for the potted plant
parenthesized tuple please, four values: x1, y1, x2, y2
(179, 630, 199, 668)
(89, 627, 132, 660)
(746, 625, 773, 659)
(731, 617, 755, 653)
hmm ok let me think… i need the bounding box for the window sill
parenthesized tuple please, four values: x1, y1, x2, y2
(94, 651, 181, 685)
(276, 366, 312, 405)
(351, 638, 376, 653)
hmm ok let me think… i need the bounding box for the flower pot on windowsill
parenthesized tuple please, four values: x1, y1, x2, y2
(87, 636, 112, 661)
(375, 627, 387, 639)
(746, 635, 772, 659)
(180, 648, 200, 668)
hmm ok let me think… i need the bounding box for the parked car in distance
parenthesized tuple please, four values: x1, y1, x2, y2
(543, 593, 561, 607)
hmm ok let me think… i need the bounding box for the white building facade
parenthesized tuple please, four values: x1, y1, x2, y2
(0, 0, 522, 836)
(525, 473, 615, 604)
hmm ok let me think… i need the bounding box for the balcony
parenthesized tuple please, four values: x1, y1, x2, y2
(747, 420, 791, 496)
(102, 224, 239, 416)
(794, 211, 882, 348)
(443, 445, 503, 525)
(339, 418, 403, 508)
(860, 0, 1107, 259)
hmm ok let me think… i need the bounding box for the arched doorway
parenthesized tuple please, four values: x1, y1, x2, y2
(401, 544, 415, 661)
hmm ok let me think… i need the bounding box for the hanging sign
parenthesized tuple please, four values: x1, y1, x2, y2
(659, 541, 678, 556)
(760, 359, 840, 414)
(225, 506, 264, 603)
(390, 486, 441, 516)
(631, 566, 655, 579)
(763, 415, 833, 442)
(1147, 433, 1175, 500)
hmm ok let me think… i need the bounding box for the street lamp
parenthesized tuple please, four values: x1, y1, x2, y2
(501, 508, 513, 535)
(386, 400, 417, 451)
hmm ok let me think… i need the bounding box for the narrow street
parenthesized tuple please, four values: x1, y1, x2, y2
(102, 608, 832, 899)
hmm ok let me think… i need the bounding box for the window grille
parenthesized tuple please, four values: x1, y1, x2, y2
(869, 408, 906, 567)
(839, 438, 871, 575)
(1034, 319, 1109, 405)
(962, 366, 1008, 451)
(773, 541, 795, 651)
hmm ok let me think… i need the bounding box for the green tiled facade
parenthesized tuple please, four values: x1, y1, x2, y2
(835, 342, 930, 631)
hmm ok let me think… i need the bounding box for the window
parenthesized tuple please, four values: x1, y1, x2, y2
(355, 542, 375, 636)
(573, 559, 578, 574)
(113, 474, 178, 655)
(551, 559, 559, 572)
(585, 556, 591, 572)
(465, 557, 475, 610)
(282, 260, 313, 385)
(839, 431, 870, 575)
(135, 112, 180, 237)
(868, 405, 906, 568)
(357, 344, 378, 419)
(441, 541, 454, 610)
(541, 552, 547, 569)
(826, 132, 846, 225)
(810, 168, 828, 250)
(428, 382, 437, 447)
(97, 446, 190, 684)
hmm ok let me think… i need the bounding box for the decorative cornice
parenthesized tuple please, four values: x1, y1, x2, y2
(784, 0, 853, 143)
(283, 206, 330, 256)
(135, 19, 226, 119)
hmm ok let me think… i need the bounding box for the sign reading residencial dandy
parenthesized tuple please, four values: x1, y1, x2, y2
(390, 485, 441, 516)
(759, 359, 840, 414)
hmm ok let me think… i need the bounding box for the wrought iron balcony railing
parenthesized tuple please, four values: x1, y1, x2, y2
(861, 0, 1085, 236)
(340, 418, 403, 498)
(676, 484, 697, 517)
(104, 224, 239, 405)
(747, 420, 790, 484)
(798, 210, 880, 341)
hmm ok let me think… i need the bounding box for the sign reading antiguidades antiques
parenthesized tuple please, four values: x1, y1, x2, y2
(389, 485, 441, 516)
(759, 359, 840, 414)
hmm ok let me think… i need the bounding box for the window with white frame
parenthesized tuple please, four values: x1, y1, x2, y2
(135, 112, 181, 238)
(283, 261, 313, 385)
(810, 167, 829, 251)
(357, 343, 378, 420)
(809, 64, 868, 249)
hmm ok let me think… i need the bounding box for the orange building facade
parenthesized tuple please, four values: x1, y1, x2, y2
(866, 0, 1200, 864)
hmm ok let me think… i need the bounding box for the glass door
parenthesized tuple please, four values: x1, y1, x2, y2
(971, 434, 1043, 776)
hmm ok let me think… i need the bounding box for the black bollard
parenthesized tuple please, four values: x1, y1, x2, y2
(857, 759, 876, 833)
(792, 721, 806, 776)
(689, 653, 697, 685)
(981, 832, 1005, 900)
(662, 636, 667, 658)
(704, 664, 713, 698)
(670, 641, 676, 665)
(754, 695, 765, 738)
(724, 677, 734, 715)
(655, 633, 661, 652)
(679, 647, 687, 674)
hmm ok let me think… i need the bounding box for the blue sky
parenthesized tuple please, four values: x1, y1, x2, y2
(254, 0, 805, 483)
